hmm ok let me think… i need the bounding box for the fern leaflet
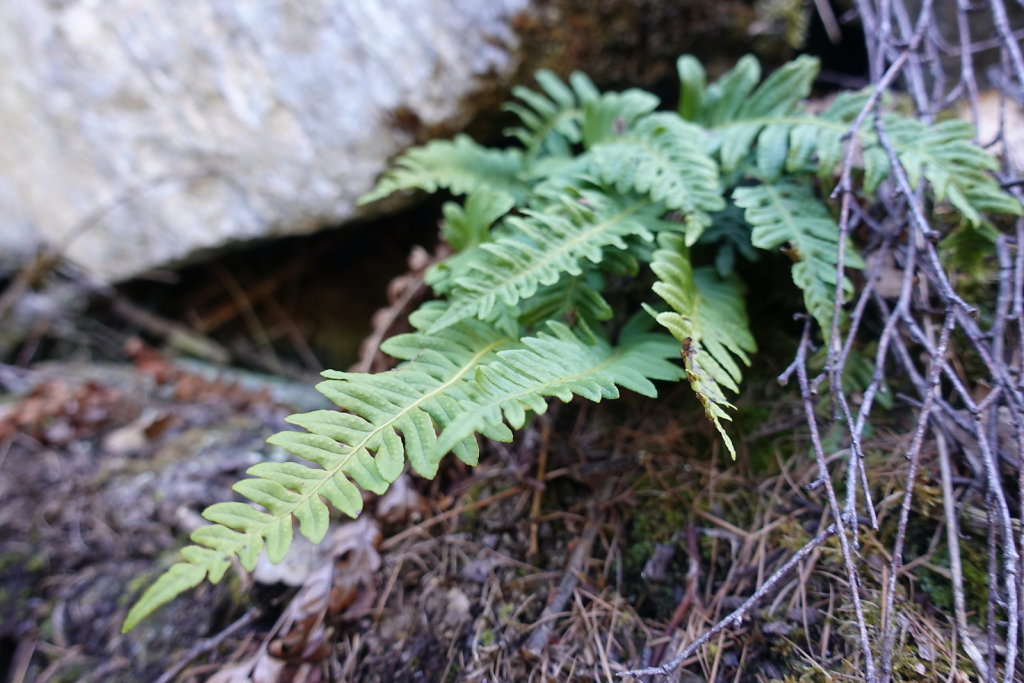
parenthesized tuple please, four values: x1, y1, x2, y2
(647, 233, 755, 458)
(441, 188, 516, 251)
(588, 112, 725, 243)
(733, 179, 864, 332)
(517, 272, 614, 329)
(504, 70, 597, 162)
(123, 302, 684, 631)
(427, 192, 654, 333)
(359, 134, 526, 204)
(435, 315, 685, 455)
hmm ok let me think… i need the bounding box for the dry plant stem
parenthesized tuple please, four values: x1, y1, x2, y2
(875, 124, 972, 312)
(618, 522, 838, 679)
(822, 1, 1024, 678)
(986, 492, 999, 680)
(381, 484, 526, 551)
(988, 0, 1024, 87)
(957, 0, 981, 125)
(522, 479, 613, 657)
(893, 292, 1022, 676)
(793, 321, 877, 681)
(350, 271, 429, 374)
(1015, 220, 1024, 363)
(974, 406, 1021, 680)
(879, 311, 955, 680)
(528, 416, 552, 558)
(109, 295, 230, 364)
(153, 611, 257, 683)
(904, 293, 1022, 676)
(935, 429, 987, 673)
(1015, 220, 1024, 675)
(210, 264, 283, 375)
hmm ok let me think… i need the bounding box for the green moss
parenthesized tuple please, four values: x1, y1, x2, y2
(479, 627, 496, 647)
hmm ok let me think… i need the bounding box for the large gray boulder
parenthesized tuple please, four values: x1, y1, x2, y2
(0, 0, 528, 280)
(1, 0, 793, 282)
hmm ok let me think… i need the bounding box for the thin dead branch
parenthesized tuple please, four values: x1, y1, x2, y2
(624, 0, 1024, 678)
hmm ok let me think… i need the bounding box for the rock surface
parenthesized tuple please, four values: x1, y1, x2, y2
(0, 0, 528, 280)
(0, 0, 794, 282)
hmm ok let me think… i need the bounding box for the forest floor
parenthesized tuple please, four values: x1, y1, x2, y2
(0, 328, 986, 681)
(0, 230, 990, 682)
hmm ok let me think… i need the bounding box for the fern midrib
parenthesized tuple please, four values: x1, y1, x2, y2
(615, 133, 707, 199)
(715, 115, 976, 194)
(461, 199, 650, 298)
(448, 341, 641, 431)
(193, 335, 515, 570)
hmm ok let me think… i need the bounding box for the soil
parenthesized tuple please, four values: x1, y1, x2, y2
(0, 344, 985, 681)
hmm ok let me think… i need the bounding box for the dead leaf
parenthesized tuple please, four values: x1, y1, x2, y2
(376, 474, 430, 524)
(443, 587, 471, 629)
(966, 91, 1024, 173)
(101, 409, 177, 455)
(253, 532, 322, 587)
(211, 518, 383, 680)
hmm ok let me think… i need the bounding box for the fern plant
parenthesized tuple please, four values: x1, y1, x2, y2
(123, 54, 1020, 631)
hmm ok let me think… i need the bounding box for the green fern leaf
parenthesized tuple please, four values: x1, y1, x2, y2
(706, 56, 763, 126)
(517, 271, 614, 329)
(434, 315, 685, 455)
(441, 188, 516, 251)
(588, 112, 725, 242)
(733, 179, 864, 332)
(709, 56, 819, 172)
(778, 94, 1022, 222)
(881, 117, 1023, 222)
(676, 55, 707, 123)
(505, 69, 600, 163)
(123, 306, 520, 632)
(427, 192, 655, 333)
(580, 89, 661, 148)
(647, 233, 755, 459)
(359, 134, 526, 204)
(705, 73, 1021, 222)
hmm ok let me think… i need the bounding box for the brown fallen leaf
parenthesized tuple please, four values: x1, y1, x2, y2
(209, 518, 383, 681)
(376, 474, 430, 525)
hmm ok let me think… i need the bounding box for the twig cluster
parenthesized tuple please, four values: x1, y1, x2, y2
(624, 0, 1024, 679)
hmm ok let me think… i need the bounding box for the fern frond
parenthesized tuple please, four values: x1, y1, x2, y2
(434, 315, 686, 456)
(767, 94, 1022, 222)
(647, 233, 755, 459)
(123, 302, 685, 631)
(733, 179, 864, 332)
(360, 134, 526, 204)
(123, 306, 519, 632)
(427, 192, 655, 333)
(678, 54, 817, 130)
(517, 271, 614, 329)
(588, 112, 725, 242)
(696, 64, 1021, 222)
(698, 203, 759, 277)
(441, 188, 516, 251)
(700, 56, 820, 172)
(678, 54, 760, 128)
(505, 70, 600, 163)
(880, 117, 1023, 222)
(580, 89, 661, 147)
